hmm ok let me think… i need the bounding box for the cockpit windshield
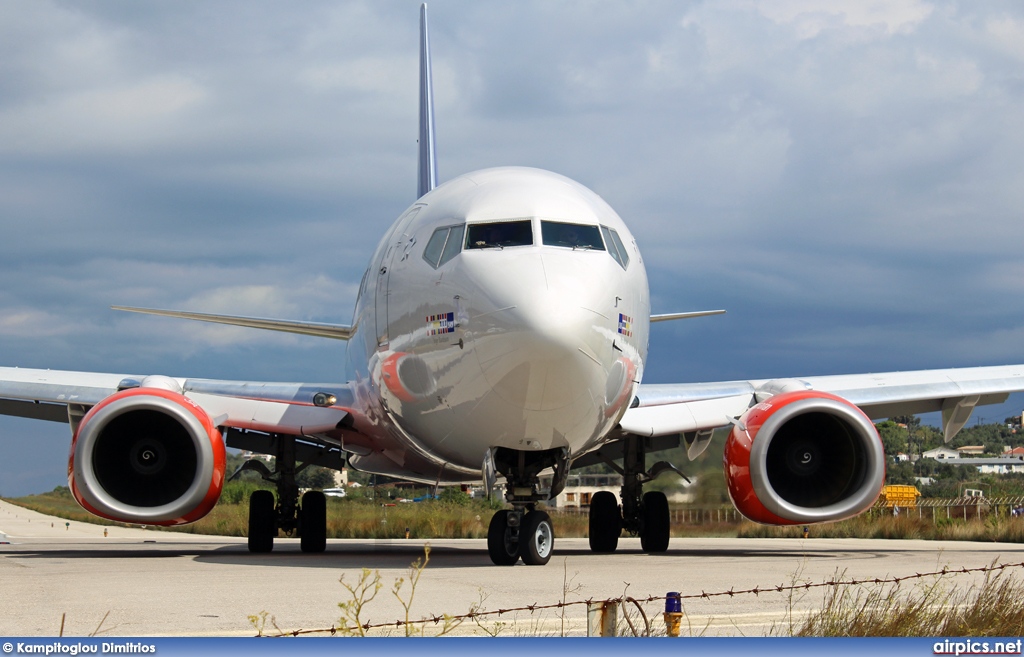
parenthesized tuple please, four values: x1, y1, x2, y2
(465, 220, 533, 249)
(541, 221, 605, 251)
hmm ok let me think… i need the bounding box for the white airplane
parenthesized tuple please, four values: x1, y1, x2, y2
(2, 5, 1024, 566)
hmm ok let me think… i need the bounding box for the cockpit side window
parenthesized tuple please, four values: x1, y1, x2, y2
(465, 220, 533, 249)
(440, 224, 464, 266)
(423, 228, 447, 268)
(541, 221, 606, 251)
(422, 223, 466, 269)
(600, 225, 630, 269)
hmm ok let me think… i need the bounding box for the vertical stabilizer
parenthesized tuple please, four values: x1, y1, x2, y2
(417, 3, 438, 198)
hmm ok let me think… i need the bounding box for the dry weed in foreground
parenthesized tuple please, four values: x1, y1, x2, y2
(793, 566, 1024, 636)
(251, 543, 470, 637)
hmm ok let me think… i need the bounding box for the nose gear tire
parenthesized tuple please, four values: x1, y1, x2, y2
(487, 509, 519, 565)
(520, 510, 554, 565)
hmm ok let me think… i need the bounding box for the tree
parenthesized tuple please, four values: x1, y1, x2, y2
(885, 461, 915, 485)
(891, 415, 921, 430)
(438, 486, 471, 506)
(296, 466, 337, 490)
(876, 420, 908, 457)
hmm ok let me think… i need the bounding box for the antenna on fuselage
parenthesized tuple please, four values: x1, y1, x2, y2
(417, 3, 438, 199)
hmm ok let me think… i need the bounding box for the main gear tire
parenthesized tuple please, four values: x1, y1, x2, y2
(300, 490, 327, 553)
(248, 489, 276, 553)
(588, 490, 622, 553)
(640, 490, 670, 553)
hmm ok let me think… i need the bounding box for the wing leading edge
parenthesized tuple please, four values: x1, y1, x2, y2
(111, 306, 355, 340)
(0, 366, 354, 439)
(621, 364, 1024, 443)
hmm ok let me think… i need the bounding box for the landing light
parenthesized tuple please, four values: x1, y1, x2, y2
(312, 393, 337, 407)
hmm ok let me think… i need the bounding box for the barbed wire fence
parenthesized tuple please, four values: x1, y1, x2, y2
(259, 559, 1024, 637)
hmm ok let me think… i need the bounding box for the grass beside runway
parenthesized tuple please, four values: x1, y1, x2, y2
(739, 511, 1024, 543)
(6, 484, 1024, 542)
(2, 484, 553, 539)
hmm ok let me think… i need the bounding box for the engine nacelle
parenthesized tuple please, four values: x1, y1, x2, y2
(724, 390, 884, 525)
(68, 387, 226, 526)
(381, 352, 436, 403)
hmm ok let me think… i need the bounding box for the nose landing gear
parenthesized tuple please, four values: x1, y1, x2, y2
(487, 508, 554, 565)
(485, 447, 565, 566)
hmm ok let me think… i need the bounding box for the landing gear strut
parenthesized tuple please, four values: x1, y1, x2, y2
(587, 435, 677, 554)
(485, 447, 564, 566)
(232, 434, 327, 554)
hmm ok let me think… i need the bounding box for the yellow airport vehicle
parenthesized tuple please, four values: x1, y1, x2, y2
(880, 484, 921, 508)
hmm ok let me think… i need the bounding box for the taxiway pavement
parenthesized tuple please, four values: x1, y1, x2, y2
(2, 499, 1022, 637)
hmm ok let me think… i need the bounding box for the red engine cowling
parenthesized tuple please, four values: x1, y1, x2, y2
(380, 352, 436, 403)
(724, 390, 885, 525)
(68, 386, 226, 526)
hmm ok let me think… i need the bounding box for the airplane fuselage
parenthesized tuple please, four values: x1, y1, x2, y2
(342, 167, 650, 482)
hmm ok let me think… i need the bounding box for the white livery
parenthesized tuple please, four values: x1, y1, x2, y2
(2, 5, 1024, 565)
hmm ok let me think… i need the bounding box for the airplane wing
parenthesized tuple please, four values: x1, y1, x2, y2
(621, 364, 1024, 444)
(0, 365, 355, 450)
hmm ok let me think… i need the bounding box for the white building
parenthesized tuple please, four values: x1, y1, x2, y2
(939, 458, 1024, 474)
(539, 473, 696, 507)
(922, 447, 959, 460)
(540, 473, 622, 508)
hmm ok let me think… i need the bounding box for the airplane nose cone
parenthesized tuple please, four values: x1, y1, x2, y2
(462, 251, 614, 412)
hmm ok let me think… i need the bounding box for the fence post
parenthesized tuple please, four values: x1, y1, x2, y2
(587, 601, 617, 637)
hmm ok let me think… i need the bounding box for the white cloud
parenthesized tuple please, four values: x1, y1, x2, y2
(0, 76, 207, 155)
(752, 0, 934, 39)
(986, 15, 1024, 61)
(299, 57, 415, 96)
(0, 309, 78, 338)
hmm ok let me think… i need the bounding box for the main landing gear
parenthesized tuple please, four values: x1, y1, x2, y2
(588, 435, 678, 555)
(485, 447, 566, 566)
(232, 434, 327, 554)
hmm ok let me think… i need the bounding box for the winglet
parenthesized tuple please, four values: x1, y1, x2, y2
(417, 3, 438, 199)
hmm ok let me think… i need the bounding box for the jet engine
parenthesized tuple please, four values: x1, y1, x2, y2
(68, 384, 225, 525)
(724, 390, 884, 525)
(380, 352, 436, 403)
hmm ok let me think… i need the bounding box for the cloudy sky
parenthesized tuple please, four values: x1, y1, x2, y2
(2, 0, 1023, 495)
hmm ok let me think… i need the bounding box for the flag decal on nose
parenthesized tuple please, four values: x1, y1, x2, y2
(618, 313, 633, 338)
(427, 311, 455, 336)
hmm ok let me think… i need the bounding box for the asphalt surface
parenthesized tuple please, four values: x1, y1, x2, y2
(2, 499, 1023, 637)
